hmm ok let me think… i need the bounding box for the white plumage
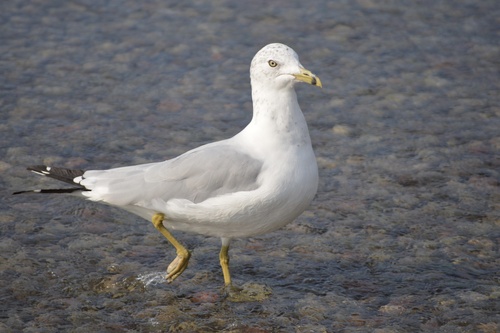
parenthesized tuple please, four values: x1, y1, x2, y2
(19, 43, 322, 286)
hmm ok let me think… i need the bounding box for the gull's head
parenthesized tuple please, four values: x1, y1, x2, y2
(250, 43, 322, 90)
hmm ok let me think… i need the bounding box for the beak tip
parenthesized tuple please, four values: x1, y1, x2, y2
(313, 77, 323, 88)
(293, 68, 322, 88)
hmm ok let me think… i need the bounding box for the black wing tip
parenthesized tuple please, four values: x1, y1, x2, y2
(27, 165, 51, 176)
(27, 165, 49, 171)
(13, 189, 44, 195)
(13, 188, 87, 195)
(13, 190, 33, 195)
(25, 165, 86, 186)
(15, 165, 88, 194)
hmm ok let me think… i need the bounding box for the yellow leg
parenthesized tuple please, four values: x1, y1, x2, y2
(151, 213, 191, 283)
(219, 243, 231, 286)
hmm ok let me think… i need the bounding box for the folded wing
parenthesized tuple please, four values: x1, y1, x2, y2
(81, 144, 263, 207)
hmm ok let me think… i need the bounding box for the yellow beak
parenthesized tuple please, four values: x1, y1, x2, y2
(293, 67, 322, 88)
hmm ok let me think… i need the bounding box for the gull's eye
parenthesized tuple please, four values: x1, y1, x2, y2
(268, 60, 278, 67)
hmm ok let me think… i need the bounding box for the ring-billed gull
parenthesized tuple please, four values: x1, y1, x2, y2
(15, 43, 322, 286)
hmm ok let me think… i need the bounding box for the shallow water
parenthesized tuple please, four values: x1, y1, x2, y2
(1, 0, 499, 332)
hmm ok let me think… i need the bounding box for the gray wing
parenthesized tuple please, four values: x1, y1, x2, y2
(82, 144, 263, 205)
(145, 144, 263, 203)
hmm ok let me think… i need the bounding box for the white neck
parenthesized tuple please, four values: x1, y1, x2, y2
(243, 82, 312, 148)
